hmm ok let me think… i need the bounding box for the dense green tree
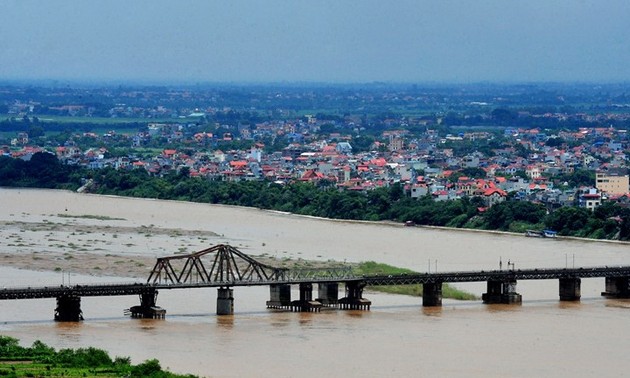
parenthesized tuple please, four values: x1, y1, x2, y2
(27, 124, 45, 138)
(545, 137, 565, 147)
(545, 207, 591, 235)
(491, 108, 517, 125)
(481, 201, 547, 230)
(0, 336, 195, 377)
(351, 135, 376, 153)
(557, 169, 594, 187)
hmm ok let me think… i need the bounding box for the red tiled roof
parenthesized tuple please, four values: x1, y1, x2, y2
(483, 188, 507, 197)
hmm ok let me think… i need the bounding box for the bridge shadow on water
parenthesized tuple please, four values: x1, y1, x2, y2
(0, 318, 58, 327)
(603, 298, 630, 310)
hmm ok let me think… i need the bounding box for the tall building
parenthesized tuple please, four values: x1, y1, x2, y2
(388, 135, 404, 152)
(596, 171, 629, 195)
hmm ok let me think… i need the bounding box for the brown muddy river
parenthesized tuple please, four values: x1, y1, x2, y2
(1, 189, 630, 377)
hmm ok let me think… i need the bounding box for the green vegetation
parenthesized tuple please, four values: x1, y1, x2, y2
(56, 214, 126, 221)
(0, 336, 196, 377)
(354, 261, 478, 300)
(0, 153, 83, 190)
(0, 114, 182, 125)
(353, 261, 416, 276)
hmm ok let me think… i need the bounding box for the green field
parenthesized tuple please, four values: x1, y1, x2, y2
(1, 114, 189, 125)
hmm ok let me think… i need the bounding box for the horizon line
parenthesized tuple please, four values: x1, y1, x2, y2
(2, 78, 630, 89)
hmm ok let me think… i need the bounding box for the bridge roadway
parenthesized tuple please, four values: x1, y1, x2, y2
(2, 265, 630, 301)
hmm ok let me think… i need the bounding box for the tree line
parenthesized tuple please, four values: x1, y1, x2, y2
(1, 152, 630, 241)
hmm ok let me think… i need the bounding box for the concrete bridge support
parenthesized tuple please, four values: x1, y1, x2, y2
(602, 276, 630, 298)
(422, 282, 443, 307)
(267, 284, 291, 309)
(127, 289, 165, 319)
(317, 283, 339, 306)
(559, 278, 581, 301)
(55, 295, 84, 321)
(482, 279, 522, 304)
(300, 282, 313, 302)
(339, 281, 371, 310)
(290, 283, 322, 312)
(217, 287, 234, 315)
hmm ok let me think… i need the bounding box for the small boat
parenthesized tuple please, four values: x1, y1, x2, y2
(525, 230, 557, 238)
(525, 230, 544, 237)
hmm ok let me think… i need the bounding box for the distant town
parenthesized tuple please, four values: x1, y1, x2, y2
(2, 82, 630, 239)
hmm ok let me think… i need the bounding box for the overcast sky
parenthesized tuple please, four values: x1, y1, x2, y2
(1, 1, 629, 84)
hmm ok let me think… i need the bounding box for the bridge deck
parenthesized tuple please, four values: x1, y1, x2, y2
(0, 283, 152, 300)
(364, 266, 630, 285)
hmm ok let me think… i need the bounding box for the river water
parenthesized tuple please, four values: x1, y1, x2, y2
(1, 189, 630, 377)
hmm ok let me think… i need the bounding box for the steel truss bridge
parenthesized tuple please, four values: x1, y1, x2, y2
(1, 244, 629, 319)
(2, 266, 630, 299)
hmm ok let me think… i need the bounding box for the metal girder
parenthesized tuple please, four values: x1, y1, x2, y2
(0, 283, 150, 300)
(284, 266, 354, 280)
(146, 244, 287, 285)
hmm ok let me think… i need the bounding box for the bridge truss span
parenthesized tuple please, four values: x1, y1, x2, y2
(147, 244, 287, 285)
(283, 266, 354, 281)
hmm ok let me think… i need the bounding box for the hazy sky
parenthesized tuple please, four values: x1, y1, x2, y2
(1, 1, 629, 84)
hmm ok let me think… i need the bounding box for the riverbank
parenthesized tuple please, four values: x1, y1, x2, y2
(418, 223, 630, 245)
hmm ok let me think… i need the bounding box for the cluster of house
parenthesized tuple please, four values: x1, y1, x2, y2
(3, 120, 630, 211)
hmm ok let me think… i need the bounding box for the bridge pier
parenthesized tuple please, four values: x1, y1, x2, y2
(267, 284, 292, 309)
(339, 281, 371, 310)
(422, 282, 442, 307)
(482, 279, 522, 304)
(217, 287, 234, 315)
(602, 276, 630, 298)
(55, 295, 84, 321)
(127, 289, 165, 319)
(316, 283, 339, 307)
(559, 278, 581, 301)
(290, 283, 322, 312)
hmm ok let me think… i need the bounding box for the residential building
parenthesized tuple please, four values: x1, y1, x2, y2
(596, 171, 629, 195)
(578, 188, 602, 211)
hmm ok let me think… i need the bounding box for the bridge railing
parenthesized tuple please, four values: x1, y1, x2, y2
(281, 266, 355, 281)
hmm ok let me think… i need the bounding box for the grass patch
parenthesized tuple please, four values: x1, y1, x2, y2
(354, 261, 478, 300)
(57, 214, 126, 221)
(353, 261, 415, 276)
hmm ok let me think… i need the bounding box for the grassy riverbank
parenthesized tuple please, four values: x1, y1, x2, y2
(354, 261, 478, 300)
(0, 336, 196, 378)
